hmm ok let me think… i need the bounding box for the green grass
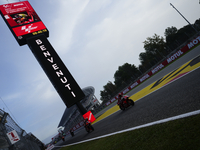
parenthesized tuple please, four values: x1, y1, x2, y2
(60, 114, 200, 150)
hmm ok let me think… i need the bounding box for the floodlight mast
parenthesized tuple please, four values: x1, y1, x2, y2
(170, 3, 198, 33)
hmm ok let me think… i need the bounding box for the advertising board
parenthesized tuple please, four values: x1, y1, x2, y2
(7, 130, 20, 145)
(83, 111, 96, 123)
(27, 34, 85, 107)
(0, 1, 49, 46)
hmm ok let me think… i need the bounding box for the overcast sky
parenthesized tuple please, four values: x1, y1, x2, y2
(0, 0, 199, 144)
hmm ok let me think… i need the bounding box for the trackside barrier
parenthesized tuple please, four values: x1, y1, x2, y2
(46, 144, 55, 150)
(105, 34, 200, 106)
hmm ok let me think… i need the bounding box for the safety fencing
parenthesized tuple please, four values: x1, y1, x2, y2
(0, 109, 44, 150)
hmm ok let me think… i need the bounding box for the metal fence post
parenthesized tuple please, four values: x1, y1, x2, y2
(0, 112, 13, 149)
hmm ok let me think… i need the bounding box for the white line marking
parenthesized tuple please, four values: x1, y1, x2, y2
(54, 109, 200, 148)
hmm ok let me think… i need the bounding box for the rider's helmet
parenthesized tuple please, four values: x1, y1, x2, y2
(118, 93, 122, 98)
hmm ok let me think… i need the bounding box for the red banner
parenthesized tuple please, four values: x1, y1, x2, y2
(83, 111, 96, 123)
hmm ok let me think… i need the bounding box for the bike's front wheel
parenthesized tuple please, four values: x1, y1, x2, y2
(128, 99, 134, 106)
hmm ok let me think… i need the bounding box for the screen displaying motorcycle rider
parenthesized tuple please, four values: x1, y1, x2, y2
(10, 10, 40, 25)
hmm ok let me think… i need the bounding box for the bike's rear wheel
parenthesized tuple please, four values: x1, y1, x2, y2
(90, 125, 94, 131)
(86, 127, 90, 133)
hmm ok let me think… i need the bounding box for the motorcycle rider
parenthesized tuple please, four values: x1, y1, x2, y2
(84, 117, 89, 127)
(117, 93, 124, 106)
(83, 117, 94, 132)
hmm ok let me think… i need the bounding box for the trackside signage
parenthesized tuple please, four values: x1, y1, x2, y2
(0, 1, 49, 46)
(105, 35, 200, 106)
(7, 130, 20, 145)
(27, 34, 85, 107)
(187, 36, 200, 49)
(83, 111, 96, 123)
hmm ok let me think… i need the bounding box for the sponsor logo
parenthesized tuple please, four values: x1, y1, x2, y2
(21, 24, 38, 33)
(140, 74, 150, 82)
(13, 21, 47, 37)
(123, 88, 129, 94)
(187, 36, 200, 49)
(106, 101, 111, 106)
(13, 3, 24, 7)
(3, 4, 11, 8)
(151, 63, 164, 74)
(4, 15, 10, 19)
(111, 98, 116, 102)
(130, 82, 138, 89)
(167, 50, 183, 63)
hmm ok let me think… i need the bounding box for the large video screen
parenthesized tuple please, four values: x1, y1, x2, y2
(0, 1, 49, 46)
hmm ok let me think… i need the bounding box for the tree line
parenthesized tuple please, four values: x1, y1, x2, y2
(100, 18, 200, 103)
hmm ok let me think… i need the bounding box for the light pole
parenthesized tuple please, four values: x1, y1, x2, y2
(170, 3, 198, 33)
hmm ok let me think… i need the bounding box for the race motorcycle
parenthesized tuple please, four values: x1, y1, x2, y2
(84, 120, 94, 133)
(117, 95, 135, 111)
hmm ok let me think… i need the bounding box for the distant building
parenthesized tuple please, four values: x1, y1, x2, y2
(57, 86, 100, 132)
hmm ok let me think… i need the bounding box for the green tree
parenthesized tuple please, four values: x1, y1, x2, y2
(139, 34, 166, 71)
(100, 81, 116, 101)
(194, 18, 200, 30)
(143, 34, 166, 57)
(139, 51, 156, 71)
(164, 26, 178, 37)
(165, 24, 197, 50)
(114, 63, 139, 87)
(164, 26, 178, 50)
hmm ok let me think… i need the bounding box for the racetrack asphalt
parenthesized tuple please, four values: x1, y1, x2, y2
(53, 55, 200, 149)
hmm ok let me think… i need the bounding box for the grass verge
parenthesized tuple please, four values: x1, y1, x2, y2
(60, 114, 200, 150)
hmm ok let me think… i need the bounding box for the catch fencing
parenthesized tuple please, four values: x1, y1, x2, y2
(0, 109, 44, 150)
